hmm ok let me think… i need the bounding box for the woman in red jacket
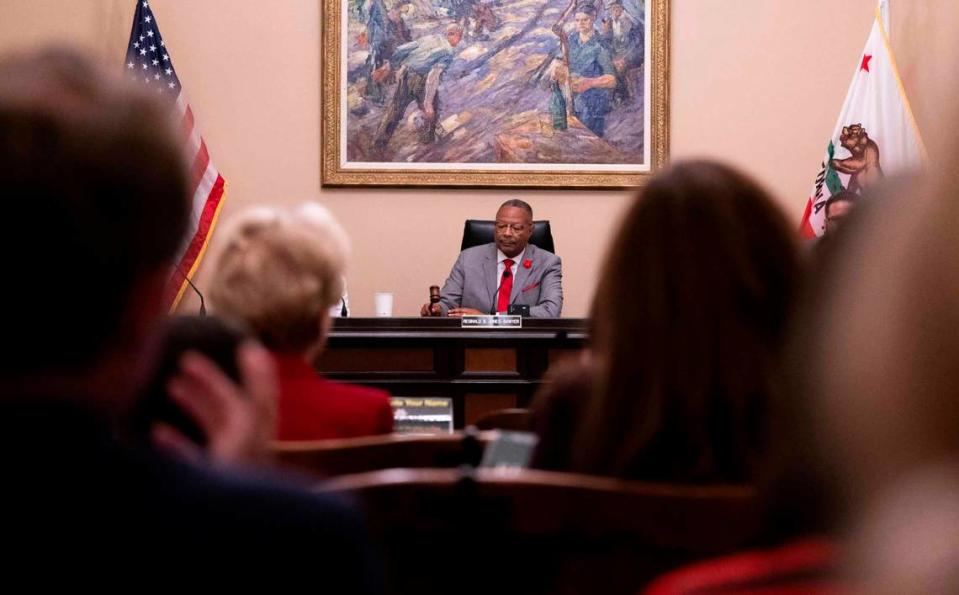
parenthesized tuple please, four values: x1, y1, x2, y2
(209, 204, 393, 441)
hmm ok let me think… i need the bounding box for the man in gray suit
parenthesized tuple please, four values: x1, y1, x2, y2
(421, 200, 563, 318)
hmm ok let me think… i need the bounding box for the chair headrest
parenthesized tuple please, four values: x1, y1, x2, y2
(461, 220, 555, 254)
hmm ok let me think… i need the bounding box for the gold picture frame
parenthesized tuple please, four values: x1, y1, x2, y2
(322, 0, 669, 188)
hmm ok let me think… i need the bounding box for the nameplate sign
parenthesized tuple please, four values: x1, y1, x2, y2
(461, 315, 522, 329)
(391, 397, 453, 434)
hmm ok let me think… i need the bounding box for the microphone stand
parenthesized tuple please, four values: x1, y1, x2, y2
(173, 264, 206, 316)
(491, 269, 511, 315)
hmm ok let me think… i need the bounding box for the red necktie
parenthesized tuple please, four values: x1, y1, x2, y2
(497, 259, 514, 313)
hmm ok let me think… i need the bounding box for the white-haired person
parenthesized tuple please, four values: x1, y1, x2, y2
(209, 204, 393, 441)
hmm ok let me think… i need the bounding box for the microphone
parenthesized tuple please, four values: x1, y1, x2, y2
(491, 268, 512, 315)
(173, 264, 206, 316)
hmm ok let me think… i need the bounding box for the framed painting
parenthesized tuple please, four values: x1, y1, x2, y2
(321, 0, 669, 188)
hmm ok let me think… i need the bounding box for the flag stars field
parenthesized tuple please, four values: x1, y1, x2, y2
(123, 0, 225, 307)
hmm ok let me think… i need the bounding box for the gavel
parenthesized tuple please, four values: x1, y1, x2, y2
(429, 285, 441, 316)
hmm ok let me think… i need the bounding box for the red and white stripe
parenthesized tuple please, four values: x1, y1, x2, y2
(166, 92, 226, 309)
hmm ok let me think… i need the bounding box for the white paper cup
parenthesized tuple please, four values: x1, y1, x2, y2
(374, 292, 394, 317)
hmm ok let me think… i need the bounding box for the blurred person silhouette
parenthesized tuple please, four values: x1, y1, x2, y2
(0, 47, 381, 589)
(641, 178, 900, 595)
(531, 160, 804, 485)
(134, 314, 277, 465)
(208, 203, 394, 441)
(806, 162, 959, 594)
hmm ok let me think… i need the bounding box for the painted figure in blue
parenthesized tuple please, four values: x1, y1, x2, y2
(551, 7, 617, 137)
(372, 24, 464, 150)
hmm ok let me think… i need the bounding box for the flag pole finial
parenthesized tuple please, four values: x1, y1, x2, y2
(879, 0, 890, 34)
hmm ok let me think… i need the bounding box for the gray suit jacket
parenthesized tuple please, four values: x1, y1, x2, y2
(438, 243, 563, 318)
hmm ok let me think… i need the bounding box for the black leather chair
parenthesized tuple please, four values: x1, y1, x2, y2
(460, 220, 555, 254)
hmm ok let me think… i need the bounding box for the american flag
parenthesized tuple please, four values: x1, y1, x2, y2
(125, 0, 225, 309)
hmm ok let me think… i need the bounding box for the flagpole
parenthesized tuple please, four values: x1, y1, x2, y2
(879, 0, 890, 35)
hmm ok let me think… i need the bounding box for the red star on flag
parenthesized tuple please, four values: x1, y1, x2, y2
(860, 54, 873, 72)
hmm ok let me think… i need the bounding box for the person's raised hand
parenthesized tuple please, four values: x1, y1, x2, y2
(154, 341, 278, 466)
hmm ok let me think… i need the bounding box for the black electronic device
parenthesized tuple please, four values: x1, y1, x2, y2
(508, 304, 530, 317)
(480, 431, 538, 469)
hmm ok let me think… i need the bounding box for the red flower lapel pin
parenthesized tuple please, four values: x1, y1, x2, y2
(523, 259, 532, 269)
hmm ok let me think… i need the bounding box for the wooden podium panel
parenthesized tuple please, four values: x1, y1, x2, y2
(314, 318, 587, 428)
(462, 393, 517, 427)
(319, 347, 435, 373)
(463, 348, 517, 373)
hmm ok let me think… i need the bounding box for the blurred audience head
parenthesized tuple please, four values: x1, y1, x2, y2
(135, 314, 251, 447)
(809, 163, 959, 591)
(209, 203, 350, 357)
(0, 47, 189, 398)
(764, 179, 896, 546)
(575, 159, 803, 482)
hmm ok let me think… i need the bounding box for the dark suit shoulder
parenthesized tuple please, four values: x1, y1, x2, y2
(157, 460, 382, 590)
(99, 447, 370, 550)
(0, 401, 382, 591)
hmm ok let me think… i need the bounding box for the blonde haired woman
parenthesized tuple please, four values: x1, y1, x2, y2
(209, 203, 393, 440)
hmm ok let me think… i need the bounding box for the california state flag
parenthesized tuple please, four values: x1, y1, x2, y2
(799, 0, 926, 238)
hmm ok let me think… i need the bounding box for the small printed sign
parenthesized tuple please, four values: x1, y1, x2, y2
(460, 315, 523, 329)
(391, 397, 453, 434)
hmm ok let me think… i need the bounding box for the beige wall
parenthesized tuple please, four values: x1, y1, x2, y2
(1, 1, 956, 316)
